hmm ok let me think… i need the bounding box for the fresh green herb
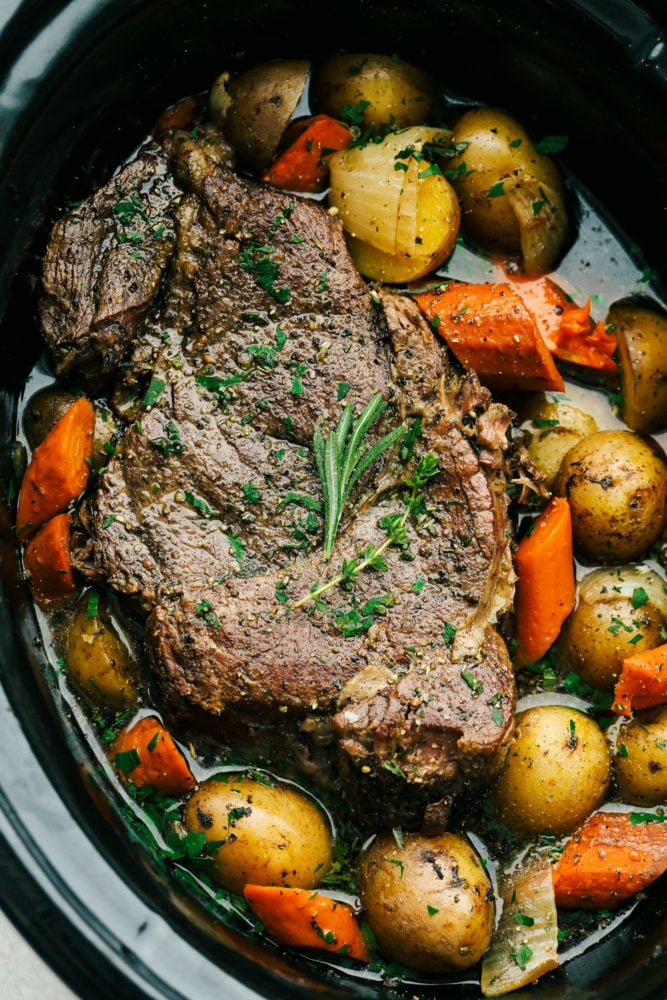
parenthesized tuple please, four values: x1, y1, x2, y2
(313, 393, 406, 560)
(630, 812, 667, 824)
(461, 670, 483, 695)
(443, 622, 457, 646)
(228, 532, 245, 562)
(337, 382, 350, 401)
(115, 749, 140, 775)
(382, 759, 408, 780)
(147, 731, 160, 752)
(239, 241, 290, 303)
(196, 598, 220, 628)
(291, 376, 304, 395)
(412, 579, 425, 593)
(242, 482, 261, 505)
(515, 913, 535, 927)
(509, 138, 523, 148)
(102, 515, 116, 529)
(533, 134, 569, 154)
(488, 181, 506, 198)
(86, 591, 100, 619)
(151, 420, 184, 456)
(427, 905, 439, 916)
(632, 587, 649, 609)
(510, 944, 533, 969)
(618, 743, 629, 758)
(142, 376, 166, 408)
(183, 491, 220, 519)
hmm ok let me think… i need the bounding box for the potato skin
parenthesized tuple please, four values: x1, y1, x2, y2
(526, 399, 598, 488)
(553, 429, 667, 564)
(493, 705, 611, 835)
(311, 52, 436, 130)
(66, 594, 139, 709)
(223, 59, 310, 171)
(449, 107, 568, 272)
(559, 566, 667, 690)
(358, 830, 494, 973)
(22, 386, 81, 450)
(183, 772, 333, 894)
(609, 299, 667, 435)
(615, 706, 667, 805)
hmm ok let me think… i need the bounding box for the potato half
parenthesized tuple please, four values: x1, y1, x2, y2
(449, 107, 568, 273)
(328, 126, 460, 281)
(608, 298, 667, 435)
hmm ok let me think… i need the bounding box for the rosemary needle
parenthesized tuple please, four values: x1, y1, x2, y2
(314, 393, 405, 561)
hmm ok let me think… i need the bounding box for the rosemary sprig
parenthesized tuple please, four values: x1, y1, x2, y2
(291, 452, 439, 611)
(314, 393, 406, 561)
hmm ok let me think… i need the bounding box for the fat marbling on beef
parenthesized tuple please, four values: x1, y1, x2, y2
(39, 123, 518, 830)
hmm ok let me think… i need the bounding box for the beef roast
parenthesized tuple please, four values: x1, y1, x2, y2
(40, 124, 518, 829)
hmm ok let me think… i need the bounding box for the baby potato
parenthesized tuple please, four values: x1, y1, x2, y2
(22, 385, 81, 450)
(526, 399, 598, 488)
(358, 830, 494, 973)
(66, 593, 139, 709)
(221, 59, 311, 171)
(559, 565, 667, 690)
(183, 772, 333, 894)
(553, 429, 667, 564)
(608, 298, 667, 435)
(449, 107, 568, 273)
(493, 705, 611, 835)
(615, 705, 667, 805)
(310, 52, 436, 130)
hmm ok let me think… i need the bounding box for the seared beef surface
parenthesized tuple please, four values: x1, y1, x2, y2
(42, 125, 517, 829)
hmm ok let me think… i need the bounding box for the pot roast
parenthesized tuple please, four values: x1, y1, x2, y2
(39, 123, 518, 829)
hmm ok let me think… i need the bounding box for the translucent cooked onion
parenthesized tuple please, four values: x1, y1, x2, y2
(481, 855, 559, 996)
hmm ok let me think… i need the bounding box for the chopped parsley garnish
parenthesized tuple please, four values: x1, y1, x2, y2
(142, 376, 166, 408)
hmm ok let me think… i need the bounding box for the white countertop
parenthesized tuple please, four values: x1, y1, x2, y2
(0, 907, 77, 999)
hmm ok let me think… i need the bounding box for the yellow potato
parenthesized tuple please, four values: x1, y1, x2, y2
(493, 705, 611, 835)
(310, 52, 436, 130)
(525, 399, 598, 487)
(614, 705, 667, 805)
(183, 772, 333, 894)
(66, 593, 139, 710)
(358, 830, 494, 973)
(559, 565, 667, 690)
(449, 107, 568, 273)
(608, 298, 667, 435)
(553, 429, 667, 564)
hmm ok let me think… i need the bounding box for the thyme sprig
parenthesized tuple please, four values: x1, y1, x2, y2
(314, 393, 406, 561)
(291, 451, 439, 611)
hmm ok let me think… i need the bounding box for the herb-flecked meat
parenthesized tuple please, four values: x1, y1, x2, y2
(41, 125, 518, 830)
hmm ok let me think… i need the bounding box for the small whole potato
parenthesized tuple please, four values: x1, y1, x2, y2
(615, 705, 667, 805)
(183, 772, 333, 894)
(493, 705, 611, 835)
(559, 565, 667, 690)
(310, 52, 437, 130)
(553, 429, 667, 564)
(22, 385, 81, 450)
(358, 830, 494, 973)
(66, 592, 139, 709)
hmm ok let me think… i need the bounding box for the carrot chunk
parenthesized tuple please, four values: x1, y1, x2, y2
(612, 643, 667, 717)
(552, 810, 667, 910)
(23, 513, 76, 605)
(16, 395, 95, 538)
(244, 885, 369, 961)
(412, 281, 565, 392)
(514, 496, 575, 663)
(261, 115, 352, 193)
(113, 716, 195, 797)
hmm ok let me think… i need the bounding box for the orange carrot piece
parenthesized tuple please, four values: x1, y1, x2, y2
(244, 885, 369, 961)
(491, 269, 618, 373)
(552, 810, 667, 910)
(612, 643, 667, 717)
(152, 94, 206, 133)
(16, 395, 95, 538)
(261, 115, 352, 193)
(113, 716, 195, 797)
(412, 281, 565, 392)
(514, 496, 575, 663)
(23, 513, 76, 605)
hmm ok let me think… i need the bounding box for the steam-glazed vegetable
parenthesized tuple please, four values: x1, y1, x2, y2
(553, 430, 667, 564)
(358, 830, 494, 973)
(449, 107, 568, 273)
(310, 52, 437, 130)
(182, 772, 333, 895)
(614, 705, 667, 805)
(609, 298, 667, 435)
(328, 126, 460, 282)
(525, 398, 598, 487)
(66, 592, 139, 709)
(219, 59, 311, 171)
(493, 705, 611, 835)
(559, 565, 667, 690)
